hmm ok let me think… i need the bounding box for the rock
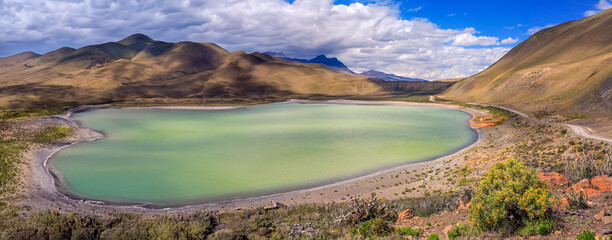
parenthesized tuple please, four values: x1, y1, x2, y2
(595, 210, 606, 221)
(264, 201, 285, 210)
(396, 209, 415, 224)
(580, 188, 602, 198)
(603, 216, 612, 225)
(592, 175, 612, 192)
(443, 225, 454, 236)
(603, 227, 612, 235)
(458, 200, 470, 210)
(555, 198, 569, 210)
(566, 179, 592, 192)
(538, 172, 570, 188)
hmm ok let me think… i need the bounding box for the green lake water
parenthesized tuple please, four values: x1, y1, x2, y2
(50, 102, 477, 206)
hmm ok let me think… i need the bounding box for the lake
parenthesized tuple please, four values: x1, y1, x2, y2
(50, 102, 477, 206)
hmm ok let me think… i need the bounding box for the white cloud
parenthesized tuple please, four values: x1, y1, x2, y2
(406, 6, 422, 12)
(0, 0, 513, 80)
(447, 13, 456, 17)
(584, 0, 612, 16)
(500, 37, 518, 45)
(527, 24, 556, 35)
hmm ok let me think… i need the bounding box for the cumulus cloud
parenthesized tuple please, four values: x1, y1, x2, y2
(527, 24, 556, 35)
(500, 37, 518, 45)
(0, 0, 514, 79)
(584, 0, 612, 17)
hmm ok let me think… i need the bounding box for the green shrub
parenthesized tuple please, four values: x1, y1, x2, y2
(427, 233, 440, 240)
(576, 230, 595, 240)
(447, 223, 471, 240)
(351, 218, 391, 237)
(469, 159, 556, 233)
(516, 219, 555, 236)
(396, 226, 422, 237)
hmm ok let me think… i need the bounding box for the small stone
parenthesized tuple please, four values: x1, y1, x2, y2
(603, 227, 612, 235)
(595, 210, 606, 221)
(264, 201, 285, 210)
(554, 230, 562, 236)
(603, 216, 612, 225)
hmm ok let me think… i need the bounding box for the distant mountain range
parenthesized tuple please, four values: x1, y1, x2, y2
(0, 34, 384, 108)
(264, 52, 427, 82)
(441, 8, 612, 117)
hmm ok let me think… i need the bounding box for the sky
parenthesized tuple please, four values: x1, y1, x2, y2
(0, 0, 610, 80)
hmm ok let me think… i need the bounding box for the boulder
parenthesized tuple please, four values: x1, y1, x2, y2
(538, 172, 570, 188)
(591, 175, 612, 192)
(580, 188, 602, 198)
(566, 179, 592, 192)
(603, 216, 612, 225)
(396, 209, 415, 224)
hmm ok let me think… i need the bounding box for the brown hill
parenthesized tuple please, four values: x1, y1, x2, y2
(0, 34, 383, 108)
(441, 8, 612, 117)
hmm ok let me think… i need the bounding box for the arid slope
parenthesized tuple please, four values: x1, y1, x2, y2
(0, 34, 382, 108)
(441, 8, 612, 117)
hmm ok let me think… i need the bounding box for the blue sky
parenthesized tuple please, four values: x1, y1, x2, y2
(1, 0, 610, 79)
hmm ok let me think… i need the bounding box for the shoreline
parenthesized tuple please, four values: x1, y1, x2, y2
(22, 100, 489, 213)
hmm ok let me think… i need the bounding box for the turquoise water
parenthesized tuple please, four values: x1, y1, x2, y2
(51, 102, 476, 206)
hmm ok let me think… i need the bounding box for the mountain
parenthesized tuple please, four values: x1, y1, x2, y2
(441, 8, 612, 117)
(264, 53, 358, 76)
(0, 34, 383, 109)
(360, 70, 427, 82)
(267, 53, 427, 81)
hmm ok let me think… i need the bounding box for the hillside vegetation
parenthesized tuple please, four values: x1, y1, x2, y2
(0, 34, 384, 109)
(441, 8, 612, 117)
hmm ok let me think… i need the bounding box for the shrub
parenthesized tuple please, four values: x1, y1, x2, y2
(576, 230, 595, 240)
(447, 223, 471, 240)
(566, 190, 589, 210)
(469, 159, 556, 233)
(516, 219, 554, 236)
(396, 226, 422, 237)
(427, 233, 440, 240)
(336, 193, 394, 225)
(351, 218, 391, 237)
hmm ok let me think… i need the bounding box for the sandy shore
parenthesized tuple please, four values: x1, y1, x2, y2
(20, 100, 492, 214)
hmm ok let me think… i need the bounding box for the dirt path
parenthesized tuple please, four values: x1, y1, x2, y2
(432, 96, 612, 144)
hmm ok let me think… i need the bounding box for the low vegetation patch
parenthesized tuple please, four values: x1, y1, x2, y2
(33, 126, 72, 144)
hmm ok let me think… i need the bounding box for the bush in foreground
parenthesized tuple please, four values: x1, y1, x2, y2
(469, 159, 556, 234)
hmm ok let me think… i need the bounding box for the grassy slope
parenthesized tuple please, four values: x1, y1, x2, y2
(441, 8, 612, 117)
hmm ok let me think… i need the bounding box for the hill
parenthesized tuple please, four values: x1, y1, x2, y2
(0, 35, 383, 109)
(441, 8, 612, 118)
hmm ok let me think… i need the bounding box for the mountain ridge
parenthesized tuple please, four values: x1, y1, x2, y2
(0, 34, 383, 108)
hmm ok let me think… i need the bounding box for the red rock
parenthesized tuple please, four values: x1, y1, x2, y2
(538, 172, 570, 188)
(566, 179, 592, 192)
(458, 200, 470, 210)
(396, 209, 415, 224)
(579, 188, 602, 198)
(591, 175, 612, 192)
(555, 198, 569, 210)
